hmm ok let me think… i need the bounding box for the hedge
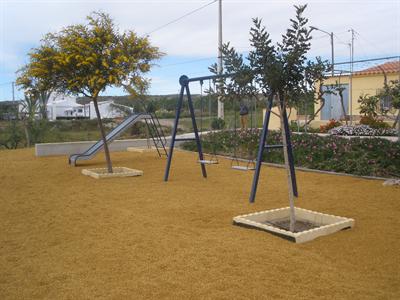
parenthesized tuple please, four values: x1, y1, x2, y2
(182, 129, 400, 178)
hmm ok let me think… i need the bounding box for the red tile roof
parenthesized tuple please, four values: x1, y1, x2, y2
(354, 60, 400, 76)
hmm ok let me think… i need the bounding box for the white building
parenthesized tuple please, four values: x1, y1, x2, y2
(47, 93, 87, 120)
(47, 94, 131, 120)
(19, 93, 132, 120)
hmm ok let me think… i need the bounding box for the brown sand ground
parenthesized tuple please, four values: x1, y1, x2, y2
(0, 148, 399, 299)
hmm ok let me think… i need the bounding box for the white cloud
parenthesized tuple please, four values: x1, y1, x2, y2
(0, 0, 399, 96)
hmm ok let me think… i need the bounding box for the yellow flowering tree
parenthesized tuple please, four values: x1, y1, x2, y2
(21, 12, 162, 172)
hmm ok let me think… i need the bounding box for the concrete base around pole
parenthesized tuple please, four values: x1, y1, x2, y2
(82, 167, 143, 179)
(233, 207, 354, 243)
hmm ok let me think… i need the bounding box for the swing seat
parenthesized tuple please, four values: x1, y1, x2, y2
(198, 159, 219, 165)
(231, 165, 255, 171)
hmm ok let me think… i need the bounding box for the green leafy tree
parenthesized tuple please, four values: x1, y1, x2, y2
(0, 121, 23, 149)
(301, 57, 333, 128)
(22, 12, 162, 172)
(16, 45, 58, 119)
(358, 94, 380, 119)
(212, 5, 329, 231)
(20, 94, 39, 147)
(378, 79, 400, 141)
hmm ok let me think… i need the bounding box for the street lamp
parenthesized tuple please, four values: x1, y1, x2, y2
(310, 26, 334, 76)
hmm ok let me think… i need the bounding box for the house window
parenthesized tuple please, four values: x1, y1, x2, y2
(78, 109, 83, 113)
(377, 89, 392, 111)
(381, 95, 392, 110)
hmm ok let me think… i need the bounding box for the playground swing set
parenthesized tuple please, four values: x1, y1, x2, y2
(178, 74, 259, 171)
(66, 70, 354, 242)
(163, 73, 297, 204)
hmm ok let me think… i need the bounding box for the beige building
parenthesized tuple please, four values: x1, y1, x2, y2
(263, 61, 399, 130)
(313, 60, 400, 127)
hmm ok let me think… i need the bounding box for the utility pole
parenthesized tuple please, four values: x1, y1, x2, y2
(217, 0, 224, 120)
(349, 28, 355, 125)
(11, 81, 17, 119)
(330, 32, 334, 76)
(310, 26, 334, 76)
(12, 81, 15, 102)
(398, 56, 400, 142)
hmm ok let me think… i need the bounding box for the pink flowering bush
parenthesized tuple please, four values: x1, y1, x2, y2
(183, 129, 400, 178)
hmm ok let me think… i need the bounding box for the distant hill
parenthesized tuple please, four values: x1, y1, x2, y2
(77, 94, 199, 104)
(0, 101, 19, 106)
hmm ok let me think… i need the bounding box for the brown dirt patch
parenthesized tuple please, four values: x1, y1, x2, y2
(265, 219, 320, 233)
(0, 148, 399, 299)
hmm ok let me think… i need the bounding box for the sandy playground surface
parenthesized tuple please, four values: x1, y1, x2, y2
(0, 148, 399, 299)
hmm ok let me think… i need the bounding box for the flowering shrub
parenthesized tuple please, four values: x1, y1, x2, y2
(329, 125, 397, 136)
(320, 119, 342, 133)
(182, 129, 400, 177)
(359, 116, 391, 129)
(211, 118, 226, 130)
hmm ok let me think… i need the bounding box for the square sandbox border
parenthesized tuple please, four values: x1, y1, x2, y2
(233, 207, 354, 243)
(82, 167, 143, 179)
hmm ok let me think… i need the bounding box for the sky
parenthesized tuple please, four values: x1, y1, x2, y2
(0, 0, 399, 101)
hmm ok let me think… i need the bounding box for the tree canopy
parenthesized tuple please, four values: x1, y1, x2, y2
(39, 12, 162, 99)
(16, 45, 59, 119)
(16, 11, 163, 172)
(211, 5, 330, 110)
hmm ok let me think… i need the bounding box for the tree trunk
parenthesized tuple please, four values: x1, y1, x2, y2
(24, 120, 30, 148)
(40, 91, 52, 120)
(338, 91, 348, 125)
(279, 95, 296, 232)
(93, 98, 113, 173)
(306, 98, 325, 126)
(397, 111, 400, 143)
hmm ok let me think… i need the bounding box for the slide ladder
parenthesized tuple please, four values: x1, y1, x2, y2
(144, 113, 168, 158)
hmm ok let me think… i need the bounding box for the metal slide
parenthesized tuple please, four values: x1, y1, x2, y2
(69, 113, 153, 166)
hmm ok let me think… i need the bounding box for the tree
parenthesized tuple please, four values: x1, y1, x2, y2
(23, 12, 162, 172)
(334, 82, 348, 124)
(20, 94, 39, 147)
(302, 57, 332, 127)
(213, 5, 329, 231)
(378, 79, 400, 141)
(0, 121, 23, 150)
(16, 45, 58, 120)
(358, 94, 380, 119)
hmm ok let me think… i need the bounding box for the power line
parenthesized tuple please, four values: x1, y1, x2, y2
(145, 0, 217, 36)
(155, 46, 251, 70)
(334, 55, 400, 65)
(333, 33, 350, 47)
(353, 30, 389, 55)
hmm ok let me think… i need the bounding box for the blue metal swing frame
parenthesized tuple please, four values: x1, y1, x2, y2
(163, 74, 298, 204)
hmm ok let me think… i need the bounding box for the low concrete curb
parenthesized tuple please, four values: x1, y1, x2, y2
(293, 132, 398, 142)
(36, 138, 152, 157)
(34, 132, 204, 157)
